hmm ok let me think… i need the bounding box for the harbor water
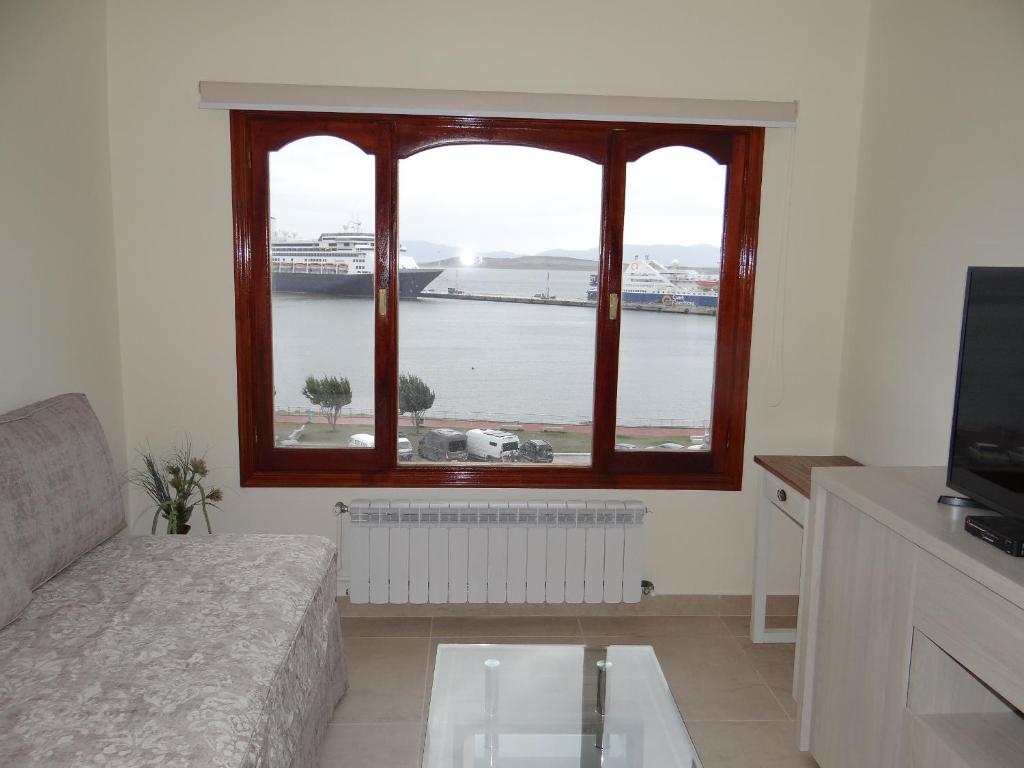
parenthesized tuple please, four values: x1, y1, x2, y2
(271, 268, 716, 427)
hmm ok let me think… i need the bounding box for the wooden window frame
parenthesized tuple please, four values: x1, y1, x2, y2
(231, 110, 764, 489)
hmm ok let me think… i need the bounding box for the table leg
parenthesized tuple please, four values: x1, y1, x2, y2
(751, 491, 797, 644)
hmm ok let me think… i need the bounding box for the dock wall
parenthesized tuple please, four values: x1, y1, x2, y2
(420, 291, 717, 315)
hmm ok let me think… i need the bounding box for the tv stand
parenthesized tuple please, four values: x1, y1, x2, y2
(936, 493, 990, 509)
(796, 466, 1024, 767)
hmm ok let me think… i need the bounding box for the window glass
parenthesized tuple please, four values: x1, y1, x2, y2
(615, 147, 726, 453)
(268, 136, 376, 449)
(396, 145, 602, 466)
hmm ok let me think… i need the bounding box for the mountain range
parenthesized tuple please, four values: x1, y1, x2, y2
(406, 241, 722, 271)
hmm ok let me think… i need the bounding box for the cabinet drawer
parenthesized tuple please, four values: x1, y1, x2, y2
(906, 709, 1024, 768)
(913, 551, 1024, 712)
(760, 471, 808, 525)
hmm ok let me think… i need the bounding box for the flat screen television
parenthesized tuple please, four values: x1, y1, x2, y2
(947, 266, 1024, 521)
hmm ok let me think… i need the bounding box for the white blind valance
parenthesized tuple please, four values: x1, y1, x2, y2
(198, 81, 797, 128)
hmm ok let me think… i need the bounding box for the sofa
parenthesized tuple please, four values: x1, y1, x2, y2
(0, 394, 346, 767)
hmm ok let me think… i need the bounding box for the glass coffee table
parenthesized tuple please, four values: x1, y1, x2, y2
(422, 644, 702, 767)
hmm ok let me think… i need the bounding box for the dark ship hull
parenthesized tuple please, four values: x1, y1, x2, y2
(270, 269, 443, 297)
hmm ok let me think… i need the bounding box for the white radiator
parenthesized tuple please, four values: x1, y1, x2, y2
(342, 500, 646, 605)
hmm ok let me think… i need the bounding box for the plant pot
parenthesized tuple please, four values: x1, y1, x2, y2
(175, 524, 191, 535)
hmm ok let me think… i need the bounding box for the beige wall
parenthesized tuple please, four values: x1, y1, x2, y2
(837, 0, 1024, 465)
(15, 0, 1020, 595)
(0, 0, 125, 466)
(105, 0, 870, 594)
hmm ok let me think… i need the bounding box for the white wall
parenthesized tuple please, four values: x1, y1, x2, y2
(837, 0, 1024, 465)
(0, 0, 125, 466)
(105, 0, 871, 594)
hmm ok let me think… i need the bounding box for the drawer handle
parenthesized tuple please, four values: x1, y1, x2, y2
(777, 489, 787, 502)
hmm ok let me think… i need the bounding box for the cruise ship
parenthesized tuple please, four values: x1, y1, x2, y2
(270, 228, 442, 297)
(587, 256, 720, 309)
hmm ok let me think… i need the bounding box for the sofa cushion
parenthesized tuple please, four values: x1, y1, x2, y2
(0, 534, 345, 768)
(0, 393, 123, 589)
(0, 506, 31, 629)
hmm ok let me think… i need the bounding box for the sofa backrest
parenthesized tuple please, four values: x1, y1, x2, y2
(0, 393, 124, 589)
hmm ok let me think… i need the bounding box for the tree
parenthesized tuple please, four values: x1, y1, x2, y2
(398, 373, 435, 433)
(301, 375, 352, 431)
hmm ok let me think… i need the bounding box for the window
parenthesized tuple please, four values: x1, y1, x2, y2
(231, 111, 763, 488)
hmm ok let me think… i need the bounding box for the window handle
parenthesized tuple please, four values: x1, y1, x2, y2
(378, 288, 388, 318)
(609, 293, 619, 321)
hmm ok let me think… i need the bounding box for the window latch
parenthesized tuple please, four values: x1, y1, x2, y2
(609, 293, 619, 321)
(378, 288, 388, 318)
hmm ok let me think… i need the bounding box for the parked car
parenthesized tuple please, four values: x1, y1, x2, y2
(519, 438, 554, 463)
(417, 428, 469, 461)
(615, 442, 638, 451)
(348, 432, 415, 459)
(645, 442, 686, 451)
(466, 428, 520, 462)
(397, 435, 414, 461)
(348, 433, 375, 449)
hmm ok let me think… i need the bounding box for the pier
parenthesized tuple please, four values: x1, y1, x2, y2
(420, 290, 716, 315)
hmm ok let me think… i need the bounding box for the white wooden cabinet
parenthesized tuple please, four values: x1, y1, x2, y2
(796, 466, 1024, 768)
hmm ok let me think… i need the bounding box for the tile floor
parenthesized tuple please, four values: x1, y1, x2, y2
(321, 607, 817, 768)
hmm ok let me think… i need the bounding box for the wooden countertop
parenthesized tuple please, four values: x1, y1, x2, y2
(754, 454, 862, 498)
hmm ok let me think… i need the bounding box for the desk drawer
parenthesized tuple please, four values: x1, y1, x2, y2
(760, 471, 808, 525)
(913, 551, 1024, 712)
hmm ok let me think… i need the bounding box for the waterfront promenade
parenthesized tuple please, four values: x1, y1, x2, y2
(275, 411, 705, 439)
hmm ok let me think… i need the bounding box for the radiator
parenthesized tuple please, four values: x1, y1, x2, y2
(343, 500, 646, 604)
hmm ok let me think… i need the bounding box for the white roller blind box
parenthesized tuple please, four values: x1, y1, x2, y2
(199, 81, 797, 127)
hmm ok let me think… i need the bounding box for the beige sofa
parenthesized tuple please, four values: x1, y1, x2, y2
(0, 394, 345, 767)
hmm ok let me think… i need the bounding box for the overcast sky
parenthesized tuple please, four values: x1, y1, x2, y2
(269, 136, 726, 254)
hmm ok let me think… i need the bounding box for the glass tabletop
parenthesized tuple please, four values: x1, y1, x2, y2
(422, 644, 702, 768)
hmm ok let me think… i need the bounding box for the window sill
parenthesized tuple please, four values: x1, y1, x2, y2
(238, 464, 743, 491)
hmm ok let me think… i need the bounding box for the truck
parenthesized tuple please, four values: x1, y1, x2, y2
(518, 438, 554, 463)
(417, 428, 469, 461)
(466, 428, 520, 462)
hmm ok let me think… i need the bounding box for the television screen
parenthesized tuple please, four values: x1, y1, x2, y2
(947, 267, 1024, 520)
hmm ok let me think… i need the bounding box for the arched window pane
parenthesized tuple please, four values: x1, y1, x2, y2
(398, 145, 602, 466)
(268, 136, 376, 449)
(616, 147, 726, 453)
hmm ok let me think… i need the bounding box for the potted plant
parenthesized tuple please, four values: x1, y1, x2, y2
(130, 442, 223, 534)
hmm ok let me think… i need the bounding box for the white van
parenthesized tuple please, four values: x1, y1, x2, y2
(397, 435, 413, 461)
(347, 433, 375, 449)
(466, 429, 520, 462)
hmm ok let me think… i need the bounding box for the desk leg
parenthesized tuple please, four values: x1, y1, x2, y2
(751, 492, 798, 644)
(751, 492, 771, 643)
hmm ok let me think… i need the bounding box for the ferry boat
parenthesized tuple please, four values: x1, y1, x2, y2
(586, 256, 719, 309)
(271, 227, 442, 297)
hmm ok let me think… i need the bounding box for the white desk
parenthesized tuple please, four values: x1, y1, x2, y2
(751, 455, 860, 644)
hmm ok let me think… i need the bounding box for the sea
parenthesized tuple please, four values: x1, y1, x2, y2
(271, 267, 716, 427)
